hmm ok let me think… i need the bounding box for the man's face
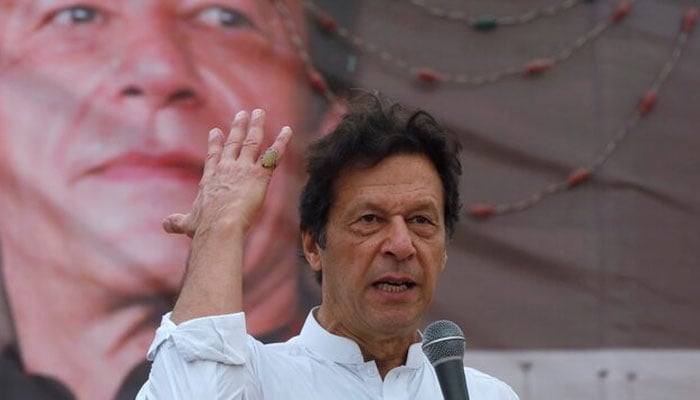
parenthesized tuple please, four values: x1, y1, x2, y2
(0, 0, 314, 294)
(308, 154, 447, 338)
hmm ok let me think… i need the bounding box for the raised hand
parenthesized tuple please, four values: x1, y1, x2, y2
(163, 109, 293, 239)
(167, 109, 293, 324)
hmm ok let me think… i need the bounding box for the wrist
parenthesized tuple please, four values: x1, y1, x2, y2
(195, 215, 248, 241)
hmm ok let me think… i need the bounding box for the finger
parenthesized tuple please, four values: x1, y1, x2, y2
(221, 110, 248, 162)
(239, 108, 266, 163)
(162, 213, 189, 235)
(201, 128, 224, 184)
(260, 126, 293, 170)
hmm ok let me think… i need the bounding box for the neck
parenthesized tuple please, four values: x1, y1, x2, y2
(315, 308, 420, 379)
(359, 334, 419, 379)
(4, 264, 163, 400)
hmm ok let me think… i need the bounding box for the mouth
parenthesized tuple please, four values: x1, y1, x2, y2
(86, 152, 203, 182)
(373, 279, 417, 293)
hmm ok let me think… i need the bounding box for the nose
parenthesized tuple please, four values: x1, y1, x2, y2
(110, 20, 203, 109)
(380, 217, 417, 262)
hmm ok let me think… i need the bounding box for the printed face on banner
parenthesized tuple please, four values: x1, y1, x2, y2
(0, 0, 314, 295)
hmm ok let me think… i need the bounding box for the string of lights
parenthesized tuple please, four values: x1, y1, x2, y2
(467, 7, 697, 218)
(274, 0, 338, 105)
(273, 0, 697, 219)
(402, 0, 594, 29)
(305, 0, 637, 85)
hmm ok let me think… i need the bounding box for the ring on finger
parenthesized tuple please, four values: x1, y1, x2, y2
(260, 148, 279, 169)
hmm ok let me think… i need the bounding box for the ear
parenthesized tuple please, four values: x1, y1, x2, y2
(318, 98, 347, 137)
(301, 230, 323, 273)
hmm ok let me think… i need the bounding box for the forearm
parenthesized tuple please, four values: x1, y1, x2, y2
(171, 221, 245, 324)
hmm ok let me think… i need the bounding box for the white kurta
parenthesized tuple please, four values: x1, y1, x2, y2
(137, 310, 519, 399)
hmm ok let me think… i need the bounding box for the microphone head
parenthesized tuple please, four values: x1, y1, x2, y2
(421, 320, 466, 366)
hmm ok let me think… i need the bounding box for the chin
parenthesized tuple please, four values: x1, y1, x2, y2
(76, 177, 198, 218)
(97, 233, 189, 295)
(101, 260, 185, 297)
(372, 310, 422, 333)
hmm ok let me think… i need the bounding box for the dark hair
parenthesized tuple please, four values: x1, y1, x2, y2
(299, 93, 462, 281)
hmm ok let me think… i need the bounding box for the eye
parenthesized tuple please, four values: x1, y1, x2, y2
(196, 6, 256, 29)
(359, 214, 379, 223)
(50, 6, 103, 26)
(409, 215, 433, 225)
(350, 213, 383, 235)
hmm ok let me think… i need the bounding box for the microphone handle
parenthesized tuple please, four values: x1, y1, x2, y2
(434, 359, 469, 400)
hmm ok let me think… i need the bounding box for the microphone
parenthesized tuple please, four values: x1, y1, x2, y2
(422, 320, 469, 400)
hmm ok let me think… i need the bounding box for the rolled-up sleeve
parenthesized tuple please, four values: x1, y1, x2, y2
(136, 312, 261, 400)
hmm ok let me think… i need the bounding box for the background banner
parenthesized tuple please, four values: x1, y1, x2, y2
(1, 1, 698, 399)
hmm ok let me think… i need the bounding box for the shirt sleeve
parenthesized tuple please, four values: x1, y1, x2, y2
(136, 312, 263, 400)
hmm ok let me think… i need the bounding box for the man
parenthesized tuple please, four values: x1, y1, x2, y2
(137, 95, 519, 399)
(0, 1, 344, 399)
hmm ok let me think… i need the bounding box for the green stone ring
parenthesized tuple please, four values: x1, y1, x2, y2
(260, 148, 279, 169)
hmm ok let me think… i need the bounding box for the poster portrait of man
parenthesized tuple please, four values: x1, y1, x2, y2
(1, 0, 699, 399)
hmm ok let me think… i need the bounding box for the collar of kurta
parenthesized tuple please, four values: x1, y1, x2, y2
(294, 307, 425, 369)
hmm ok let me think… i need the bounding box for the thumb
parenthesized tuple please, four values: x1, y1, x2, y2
(162, 213, 190, 235)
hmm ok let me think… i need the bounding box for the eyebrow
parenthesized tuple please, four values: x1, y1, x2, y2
(346, 198, 442, 217)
